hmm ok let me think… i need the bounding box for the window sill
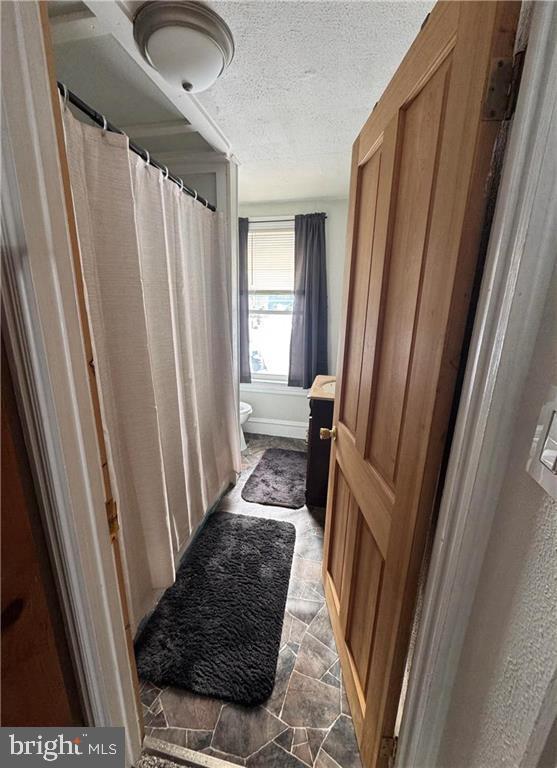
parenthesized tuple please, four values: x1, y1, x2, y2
(240, 380, 308, 397)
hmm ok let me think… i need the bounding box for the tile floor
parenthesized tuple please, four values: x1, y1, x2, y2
(140, 434, 362, 768)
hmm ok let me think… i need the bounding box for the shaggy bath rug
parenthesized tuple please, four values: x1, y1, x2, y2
(135, 511, 295, 706)
(241, 448, 307, 509)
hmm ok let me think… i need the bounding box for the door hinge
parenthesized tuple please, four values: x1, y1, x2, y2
(506, 48, 526, 120)
(380, 736, 398, 767)
(483, 49, 526, 121)
(105, 498, 119, 540)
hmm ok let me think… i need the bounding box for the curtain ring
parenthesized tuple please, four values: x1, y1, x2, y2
(144, 149, 150, 165)
(61, 83, 68, 110)
(162, 165, 169, 180)
(194, 190, 198, 201)
(179, 179, 184, 193)
(101, 115, 107, 136)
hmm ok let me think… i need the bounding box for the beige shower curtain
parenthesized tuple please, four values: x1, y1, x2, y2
(162, 177, 241, 530)
(63, 104, 240, 628)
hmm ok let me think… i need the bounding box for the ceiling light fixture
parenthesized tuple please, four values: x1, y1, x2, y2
(133, 1, 234, 94)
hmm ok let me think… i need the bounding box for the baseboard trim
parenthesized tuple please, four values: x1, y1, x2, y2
(244, 417, 308, 440)
(240, 382, 307, 397)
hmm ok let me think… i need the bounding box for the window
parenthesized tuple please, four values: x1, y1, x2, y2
(247, 220, 295, 381)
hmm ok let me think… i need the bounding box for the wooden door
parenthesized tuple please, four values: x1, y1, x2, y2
(322, 3, 519, 766)
(1, 343, 83, 726)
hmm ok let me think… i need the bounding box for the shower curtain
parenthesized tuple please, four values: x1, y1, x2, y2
(62, 104, 241, 627)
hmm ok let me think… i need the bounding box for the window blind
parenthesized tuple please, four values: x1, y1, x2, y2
(247, 227, 295, 291)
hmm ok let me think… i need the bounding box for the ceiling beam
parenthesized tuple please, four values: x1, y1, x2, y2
(156, 151, 229, 166)
(119, 121, 196, 139)
(49, 10, 107, 45)
(81, 0, 232, 156)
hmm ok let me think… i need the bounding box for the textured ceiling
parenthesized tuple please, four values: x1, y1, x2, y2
(51, 0, 433, 202)
(200, 1, 434, 202)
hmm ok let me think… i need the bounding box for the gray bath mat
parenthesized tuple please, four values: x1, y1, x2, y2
(135, 511, 295, 706)
(241, 448, 307, 509)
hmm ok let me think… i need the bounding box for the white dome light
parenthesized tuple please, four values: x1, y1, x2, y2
(133, 1, 234, 94)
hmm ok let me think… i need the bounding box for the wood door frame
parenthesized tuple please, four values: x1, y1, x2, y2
(396, 3, 557, 766)
(1, 2, 141, 764)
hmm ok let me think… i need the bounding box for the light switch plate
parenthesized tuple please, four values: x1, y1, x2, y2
(526, 385, 557, 500)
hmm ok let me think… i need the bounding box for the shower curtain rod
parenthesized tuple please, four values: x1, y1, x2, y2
(248, 215, 328, 223)
(57, 82, 216, 212)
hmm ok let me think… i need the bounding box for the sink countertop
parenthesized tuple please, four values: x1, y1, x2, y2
(308, 375, 336, 401)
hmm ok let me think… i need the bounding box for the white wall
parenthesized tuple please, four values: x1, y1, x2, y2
(239, 197, 349, 437)
(438, 264, 557, 767)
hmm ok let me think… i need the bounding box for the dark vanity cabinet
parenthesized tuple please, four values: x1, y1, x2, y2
(305, 376, 335, 508)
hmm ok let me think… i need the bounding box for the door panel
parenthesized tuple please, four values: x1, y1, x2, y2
(345, 513, 383, 692)
(327, 466, 351, 599)
(323, 3, 519, 766)
(341, 151, 381, 434)
(366, 58, 450, 484)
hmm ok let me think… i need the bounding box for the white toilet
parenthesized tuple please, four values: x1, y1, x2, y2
(239, 400, 253, 451)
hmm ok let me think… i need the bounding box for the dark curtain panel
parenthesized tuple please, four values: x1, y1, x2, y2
(288, 213, 328, 388)
(238, 217, 251, 383)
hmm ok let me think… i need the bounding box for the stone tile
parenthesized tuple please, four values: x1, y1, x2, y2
(291, 556, 323, 583)
(266, 646, 296, 717)
(287, 597, 322, 626)
(203, 747, 246, 765)
(289, 614, 309, 644)
(187, 730, 213, 751)
(330, 660, 341, 679)
(293, 728, 307, 747)
(308, 581, 325, 600)
(149, 727, 187, 748)
(295, 631, 338, 680)
(288, 578, 311, 600)
(307, 728, 328, 763)
(280, 612, 293, 648)
(292, 741, 313, 766)
(321, 672, 340, 688)
(321, 715, 362, 768)
(295, 531, 324, 562)
(287, 641, 300, 654)
(246, 741, 308, 768)
(274, 727, 294, 752)
(212, 703, 287, 758)
(140, 682, 161, 708)
(144, 709, 167, 728)
(160, 688, 222, 730)
(306, 583, 325, 602)
(341, 679, 351, 715)
(307, 605, 336, 651)
(282, 672, 339, 729)
(315, 749, 342, 768)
